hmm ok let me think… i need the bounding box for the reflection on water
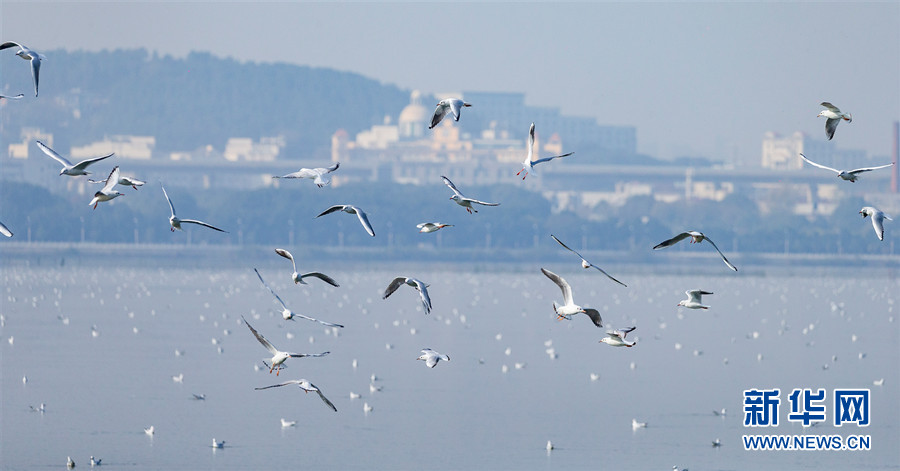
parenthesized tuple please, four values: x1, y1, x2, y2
(2, 259, 898, 470)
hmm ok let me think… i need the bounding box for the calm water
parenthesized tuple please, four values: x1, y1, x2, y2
(1, 253, 898, 470)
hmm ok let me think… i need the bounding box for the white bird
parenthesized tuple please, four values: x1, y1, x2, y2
(417, 222, 454, 233)
(678, 290, 713, 309)
(253, 268, 343, 327)
(88, 173, 145, 190)
(540, 268, 603, 327)
(316, 205, 375, 237)
(817, 102, 852, 140)
(273, 162, 340, 187)
(653, 231, 737, 272)
(191, 393, 206, 400)
(383, 277, 432, 314)
(363, 402, 373, 413)
(517, 123, 573, 179)
(88, 167, 124, 209)
(241, 315, 329, 375)
(255, 379, 337, 412)
(429, 98, 471, 129)
(273, 248, 339, 286)
(36, 141, 113, 176)
(0, 42, 45, 96)
(546, 441, 554, 451)
(600, 327, 637, 347)
(712, 438, 722, 447)
(441, 175, 500, 214)
(0, 93, 24, 100)
(0, 220, 12, 237)
(632, 418, 648, 429)
(281, 418, 297, 427)
(144, 426, 155, 436)
(67, 456, 75, 468)
(859, 206, 892, 241)
(90, 456, 101, 466)
(550, 234, 626, 287)
(713, 408, 727, 417)
(171, 373, 184, 383)
(800, 153, 894, 182)
(161, 185, 227, 233)
(211, 438, 225, 448)
(417, 348, 450, 368)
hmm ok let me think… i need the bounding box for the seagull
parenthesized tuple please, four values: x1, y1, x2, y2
(712, 439, 722, 448)
(383, 277, 432, 314)
(599, 327, 636, 347)
(799, 153, 894, 182)
(417, 348, 450, 368)
(67, 456, 75, 468)
(281, 418, 297, 427)
(0, 221, 12, 237)
(517, 123, 573, 179)
(417, 222, 453, 233)
(88, 167, 124, 209)
(211, 438, 225, 449)
(273, 162, 340, 187)
(0, 93, 24, 100)
(253, 268, 344, 327)
(632, 418, 648, 429)
(255, 379, 337, 412)
(90, 456, 101, 467)
(441, 175, 500, 214)
(161, 185, 227, 233)
(817, 102, 852, 140)
(678, 290, 713, 309)
(316, 205, 375, 237)
(36, 141, 113, 176)
(273, 248, 339, 286)
(429, 98, 471, 129)
(144, 425, 155, 436)
(88, 173, 145, 190)
(0, 42, 45, 96)
(550, 234, 626, 287)
(191, 393, 206, 400)
(859, 207, 891, 241)
(653, 231, 737, 271)
(540, 268, 603, 327)
(241, 315, 329, 375)
(713, 408, 727, 417)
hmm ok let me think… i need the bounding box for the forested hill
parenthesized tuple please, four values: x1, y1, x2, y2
(0, 49, 411, 155)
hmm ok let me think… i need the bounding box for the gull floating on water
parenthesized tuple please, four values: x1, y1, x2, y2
(817, 102, 852, 140)
(88, 173, 145, 190)
(281, 418, 297, 427)
(255, 379, 337, 412)
(192, 393, 206, 400)
(144, 426, 155, 436)
(417, 348, 450, 368)
(241, 315, 329, 375)
(273, 162, 339, 187)
(67, 456, 75, 468)
(0, 220, 12, 237)
(383, 277, 432, 314)
(90, 456, 101, 466)
(430, 98, 471, 129)
(653, 231, 737, 271)
(0, 42, 44, 96)
(273, 248, 339, 286)
(632, 418, 648, 429)
(0, 93, 24, 100)
(88, 167, 124, 209)
(800, 153, 893, 182)
(540, 268, 603, 327)
(254, 268, 343, 327)
(316, 205, 375, 237)
(859, 207, 892, 241)
(550, 234, 626, 287)
(441, 175, 499, 214)
(518, 123, 573, 179)
(600, 327, 636, 347)
(37, 141, 113, 176)
(678, 290, 713, 309)
(417, 222, 453, 233)
(211, 438, 225, 448)
(161, 185, 227, 233)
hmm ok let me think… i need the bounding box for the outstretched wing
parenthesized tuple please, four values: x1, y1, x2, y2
(254, 380, 300, 390)
(180, 219, 227, 233)
(430, 102, 449, 129)
(254, 268, 288, 310)
(653, 232, 691, 250)
(701, 237, 738, 271)
(242, 315, 277, 355)
(36, 140, 73, 167)
(848, 163, 894, 175)
(532, 152, 574, 166)
(71, 153, 114, 172)
(468, 198, 500, 207)
(100, 167, 120, 193)
(352, 207, 376, 237)
(412, 279, 432, 314)
(287, 351, 330, 359)
(0, 220, 13, 237)
(315, 388, 338, 412)
(799, 153, 840, 174)
(299, 272, 340, 287)
(540, 268, 573, 305)
(824, 118, 840, 141)
(292, 312, 344, 328)
(274, 248, 297, 273)
(383, 277, 406, 299)
(582, 308, 603, 328)
(161, 185, 177, 217)
(441, 175, 463, 197)
(316, 205, 345, 218)
(820, 102, 840, 112)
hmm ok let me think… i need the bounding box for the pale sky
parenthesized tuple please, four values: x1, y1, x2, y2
(2, 1, 898, 165)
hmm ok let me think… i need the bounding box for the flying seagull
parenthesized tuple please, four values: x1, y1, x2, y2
(0, 93, 24, 100)
(678, 290, 713, 309)
(441, 175, 499, 214)
(253, 268, 343, 327)
(0, 42, 45, 97)
(417, 222, 453, 233)
(799, 153, 894, 183)
(316, 205, 375, 237)
(161, 185, 227, 233)
(817, 102, 852, 140)
(517, 123, 573, 179)
(653, 231, 737, 272)
(430, 98, 471, 129)
(600, 327, 636, 347)
(417, 348, 450, 368)
(241, 315, 329, 375)
(383, 277, 432, 314)
(540, 268, 603, 327)
(36, 141, 113, 176)
(273, 162, 340, 187)
(274, 248, 339, 286)
(88, 166, 124, 209)
(550, 234, 626, 287)
(88, 173, 145, 190)
(859, 206, 892, 241)
(255, 379, 337, 412)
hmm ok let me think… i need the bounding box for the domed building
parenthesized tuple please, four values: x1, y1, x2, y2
(398, 90, 428, 139)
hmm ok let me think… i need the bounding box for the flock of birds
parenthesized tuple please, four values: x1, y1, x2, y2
(2, 41, 895, 467)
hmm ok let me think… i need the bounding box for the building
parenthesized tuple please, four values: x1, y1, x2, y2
(70, 135, 156, 160)
(761, 131, 866, 171)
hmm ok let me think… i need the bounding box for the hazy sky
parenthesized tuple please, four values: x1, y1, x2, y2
(2, 2, 898, 164)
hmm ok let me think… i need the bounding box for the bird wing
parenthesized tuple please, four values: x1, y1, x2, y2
(255, 380, 301, 390)
(540, 268, 573, 305)
(686, 290, 702, 303)
(526, 123, 535, 164)
(0, 221, 12, 237)
(274, 248, 297, 273)
(582, 308, 603, 327)
(0, 94, 24, 99)
(550, 234, 583, 258)
(820, 102, 840, 112)
(299, 272, 340, 287)
(824, 118, 840, 141)
(383, 277, 406, 299)
(324, 162, 340, 173)
(101, 167, 120, 193)
(292, 312, 344, 328)
(242, 316, 278, 355)
(412, 279, 432, 314)
(701, 237, 738, 271)
(448, 100, 462, 121)
(71, 153, 114, 172)
(254, 268, 288, 310)
(312, 174, 331, 187)
(315, 388, 338, 412)
(468, 198, 500, 207)
(653, 232, 691, 250)
(0, 42, 23, 51)
(316, 205, 345, 218)
(848, 163, 893, 175)
(36, 141, 73, 167)
(799, 153, 840, 174)
(288, 351, 330, 358)
(161, 185, 177, 217)
(430, 102, 449, 129)
(591, 265, 628, 287)
(618, 326, 636, 338)
(352, 207, 376, 237)
(425, 353, 439, 368)
(532, 152, 574, 166)
(30, 54, 40, 97)
(180, 219, 227, 232)
(441, 175, 463, 197)
(872, 212, 885, 241)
